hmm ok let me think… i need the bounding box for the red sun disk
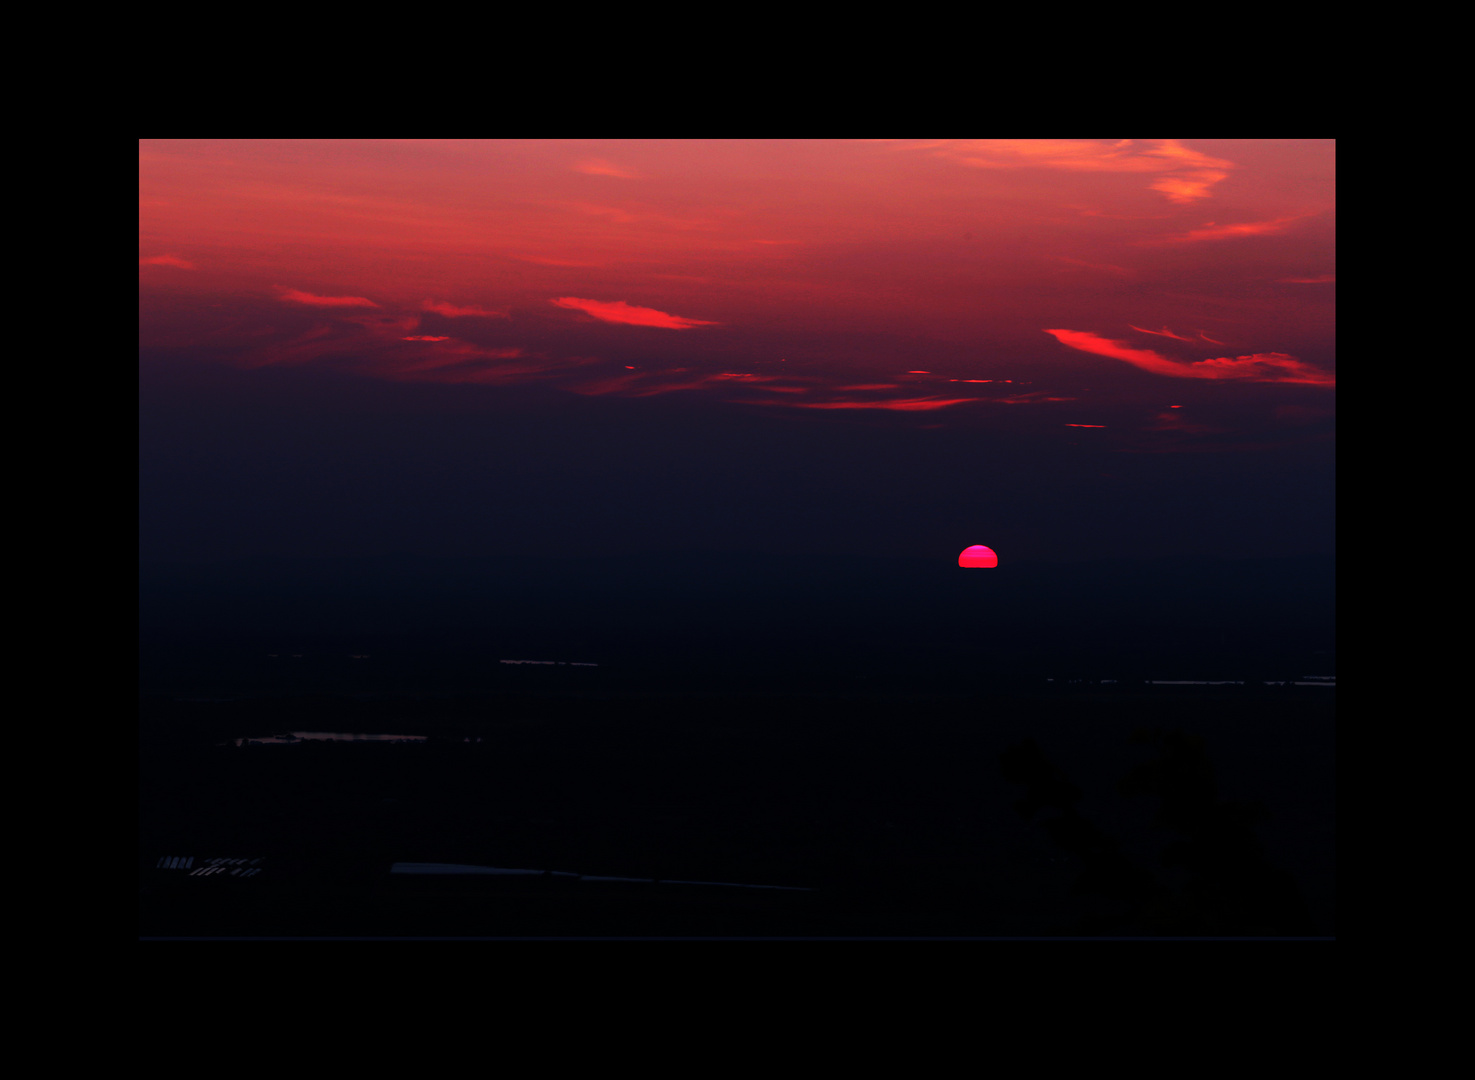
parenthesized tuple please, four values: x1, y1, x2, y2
(958, 545, 998, 568)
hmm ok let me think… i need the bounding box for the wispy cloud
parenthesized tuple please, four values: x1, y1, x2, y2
(570, 364, 1070, 411)
(918, 139, 1235, 203)
(1129, 325, 1195, 342)
(1044, 329, 1334, 386)
(561, 201, 639, 225)
(993, 393, 1077, 404)
(571, 371, 714, 398)
(1139, 140, 1234, 204)
(570, 369, 797, 399)
(551, 297, 719, 329)
(1151, 215, 1306, 244)
(774, 396, 983, 412)
(575, 159, 640, 179)
(139, 254, 195, 269)
(226, 306, 559, 387)
(421, 300, 508, 318)
(276, 287, 378, 308)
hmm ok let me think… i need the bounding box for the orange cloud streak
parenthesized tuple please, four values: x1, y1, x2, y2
(926, 139, 1235, 203)
(1153, 216, 1306, 244)
(551, 297, 718, 329)
(421, 300, 507, 318)
(774, 396, 980, 412)
(1129, 325, 1195, 342)
(1044, 329, 1334, 386)
(277, 287, 378, 308)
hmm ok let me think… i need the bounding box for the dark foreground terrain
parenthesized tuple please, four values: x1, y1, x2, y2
(140, 550, 1333, 938)
(140, 687, 1334, 938)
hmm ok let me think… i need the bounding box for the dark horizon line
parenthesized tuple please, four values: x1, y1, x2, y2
(139, 549, 1337, 567)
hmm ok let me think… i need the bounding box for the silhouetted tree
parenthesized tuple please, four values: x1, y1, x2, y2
(1001, 731, 1317, 936)
(1118, 728, 1316, 936)
(1000, 739, 1163, 930)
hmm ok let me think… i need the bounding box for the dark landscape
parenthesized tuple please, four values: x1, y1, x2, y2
(140, 553, 1334, 938)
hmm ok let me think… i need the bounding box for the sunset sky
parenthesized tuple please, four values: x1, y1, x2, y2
(140, 139, 1334, 564)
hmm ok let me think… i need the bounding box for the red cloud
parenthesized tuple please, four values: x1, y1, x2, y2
(421, 300, 507, 318)
(276, 287, 378, 308)
(1148, 173, 1228, 204)
(773, 396, 980, 412)
(570, 369, 803, 399)
(923, 139, 1234, 203)
(1152, 216, 1306, 244)
(139, 254, 195, 269)
(402, 335, 451, 341)
(570, 372, 718, 398)
(1129, 325, 1195, 342)
(1278, 274, 1336, 284)
(1044, 329, 1335, 386)
(1141, 141, 1233, 203)
(551, 297, 718, 329)
(569, 368, 1060, 411)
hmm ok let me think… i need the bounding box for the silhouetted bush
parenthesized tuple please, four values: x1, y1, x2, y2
(1003, 731, 1316, 936)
